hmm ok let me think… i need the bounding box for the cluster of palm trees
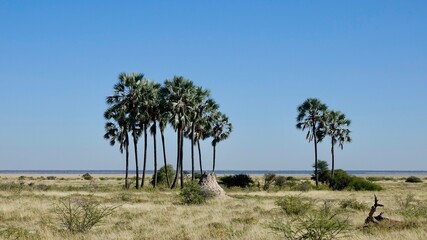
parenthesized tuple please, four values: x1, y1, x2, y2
(296, 98, 352, 187)
(104, 73, 232, 189)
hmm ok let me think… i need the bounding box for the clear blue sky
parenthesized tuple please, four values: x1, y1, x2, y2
(1, 1, 426, 171)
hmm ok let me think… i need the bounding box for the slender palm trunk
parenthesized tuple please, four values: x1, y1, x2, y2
(142, 124, 148, 188)
(153, 122, 158, 188)
(161, 131, 170, 187)
(212, 143, 216, 172)
(133, 131, 139, 189)
(191, 123, 195, 181)
(180, 128, 184, 188)
(125, 142, 129, 189)
(171, 129, 181, 189)
(197, 140, 203, 174)
(313, 124, 319, 187)
(331, 138, 335, 179)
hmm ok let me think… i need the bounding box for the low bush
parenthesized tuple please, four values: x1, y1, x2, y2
(151, 164, 175, 186)
(82, 173, 93, 180)
(286, 176, 296, 181)
(291, 180, 314, 192)
(219, 174, 254, 188)
(405, 176, 422, 183)
(54, 195, 118, 233)
(329, 169, 382, 191)
(180, 182, 214, 205)
(339, 198, 368, 211)
(263, 173, 276, 191)
(275, 176, 287, 188)
(366, 176, 381, 182)
(347, 178, 383, 191)
(329, 170, 353, 190)
(311, 160, 331, 184)
(271, 202, 350, 240)
(47, 176, 56, 180)
(276, 195, 313, 216)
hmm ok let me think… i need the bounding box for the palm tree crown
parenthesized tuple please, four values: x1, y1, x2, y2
(296, 98, 328, 187)
(325, 110, 352, 178)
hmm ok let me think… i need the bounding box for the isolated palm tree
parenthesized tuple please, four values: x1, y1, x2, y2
(210, 112, 232, 172)
(162, 76, 196, 188)
(296, 98, 328, 187)
(325, 110, 352, 178)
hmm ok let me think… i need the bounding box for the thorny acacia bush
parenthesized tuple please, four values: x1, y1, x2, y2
(54, 195, 119, 233)
(271, 201, 350, 240)
(276, 195, 314, 216)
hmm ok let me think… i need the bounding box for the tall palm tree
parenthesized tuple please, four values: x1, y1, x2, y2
(162, 76, 196, 188)
(192, 98, 218, 175)
(104, 96, 130, 189)
(210, 112, 232, 172)
(296, 98, 328, 187)
(325, 110, 351, 178)
(158, 90, 172, 187)
(158, 111, 171, 187)
(186, 86, 210, 181)
(147, 82, 162, 187)
(116, 72, 144, 189)
(137, 80, 159, 188)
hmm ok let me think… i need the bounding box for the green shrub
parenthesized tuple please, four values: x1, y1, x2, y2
(339, 198, 367, 211)
(286, 176, 296, 181)
(405, 176, 422, 183)
(82, 173, 93, 180)
(151, 164, 175, 186)
(194, 172, 202, 179)
(263, 173, 277, 191)
(274, 176, 287, 188)
(47, 176, 56, 180)
(54, 195, 118, 233)
(292, 180, 314, 192)
(329, 170, 382, 191)
(311, 160, 331, 184)
(180, 182, 214, 205)
(271, 202, 350, 240)
(366, 176, 381, 182)
(329, 169, 353, 190)
(347, 178, 383, 191)
(276, 195, 313, 215)
(219, 174, 254, 188)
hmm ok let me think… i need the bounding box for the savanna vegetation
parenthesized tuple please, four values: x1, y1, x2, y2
(0, 175, 426, 240)
(1, 77, 425, 240)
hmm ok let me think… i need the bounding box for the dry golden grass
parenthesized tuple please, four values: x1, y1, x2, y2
(0, 175, 426, 240)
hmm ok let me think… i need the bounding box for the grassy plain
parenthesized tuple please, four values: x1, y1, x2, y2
(0, 174, 426, 240)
